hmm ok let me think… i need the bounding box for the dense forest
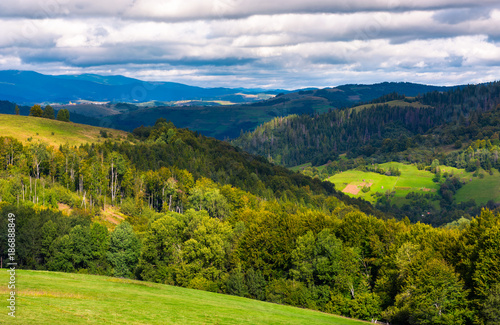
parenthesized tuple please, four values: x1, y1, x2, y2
(233, 83, 500, 167)
(0, 117, 499, 324)
(231, 83, 500, 224)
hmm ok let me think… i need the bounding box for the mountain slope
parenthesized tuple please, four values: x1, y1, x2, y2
(232, 83, 500, 166)
(0, 72, 459, 139)
(73, 82, 460, 139)
(0, 114, 129, 146)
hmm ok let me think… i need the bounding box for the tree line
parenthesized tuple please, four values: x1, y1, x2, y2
(27, 104, 70, 122)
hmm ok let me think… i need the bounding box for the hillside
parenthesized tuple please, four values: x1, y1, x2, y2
(0, 116, 499, 325)
(233, 83, 500, 166)
(0, 114, 129, 146)
(0, 270, 366, 324)
(232, 83, 500, 224)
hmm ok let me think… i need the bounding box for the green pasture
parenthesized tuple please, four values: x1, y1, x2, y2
(328, 161, 500, 206)
(0, 114, 129, 147)
(0, 270, 367, 325)
(455, 169, 500, 204)
(327, 162, 439, 204)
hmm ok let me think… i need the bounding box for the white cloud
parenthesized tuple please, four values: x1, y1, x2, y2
(0, 1, 500, 88)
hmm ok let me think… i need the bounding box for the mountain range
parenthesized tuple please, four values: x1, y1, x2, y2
(0, 70, 282, 104)
(0, 70, 462, 139)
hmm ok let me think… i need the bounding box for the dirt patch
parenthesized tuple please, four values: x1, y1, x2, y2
(342, 182, 373, 195)
(57, 203, 72, 215)
(421, 188, 436, 192)
(102, 205, 125, 225)
(343, 183, 360, 195)
(395, 186, 411, 190)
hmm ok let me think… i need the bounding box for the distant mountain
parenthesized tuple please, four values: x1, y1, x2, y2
(0, 71, 463, 139)
(273, 82, 457, 109)
(0, 70, 283, 104)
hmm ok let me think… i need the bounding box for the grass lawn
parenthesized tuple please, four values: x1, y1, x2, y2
(0, 270, 368, 325)
(0, 114, 129, 147)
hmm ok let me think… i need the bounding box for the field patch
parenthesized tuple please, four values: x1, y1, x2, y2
(328, 162, 440, 204)
(342, 182, 373, 195)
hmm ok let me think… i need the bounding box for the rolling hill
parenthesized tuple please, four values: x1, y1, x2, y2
(0, 270, 366, 325)
(0, 108, 498, 325)
(0, 114, 129, 146)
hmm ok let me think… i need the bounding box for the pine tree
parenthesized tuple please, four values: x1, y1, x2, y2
(56, 109, 70, 122)
(42, 105, 55, 119)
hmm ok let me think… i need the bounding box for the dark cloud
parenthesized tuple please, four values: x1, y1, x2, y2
(433, 7, 492, 24)
(1, 0, 499, 21)
(0, 0, 500, 88)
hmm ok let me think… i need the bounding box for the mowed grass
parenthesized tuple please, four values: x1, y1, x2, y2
(0, 114, 129, 147)
(328, 162, 439, 203)
(0, 270, 367, 325)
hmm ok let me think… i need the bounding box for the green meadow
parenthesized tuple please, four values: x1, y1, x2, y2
(454, 168, 500, 204)
(0, 270, 367, 325)
(328, 162, 439, 204)
(0, 114, 129, 147)
(327, 161, 500, 206)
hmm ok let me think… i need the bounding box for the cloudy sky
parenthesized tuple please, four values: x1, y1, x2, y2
(1, 0, 500, 89)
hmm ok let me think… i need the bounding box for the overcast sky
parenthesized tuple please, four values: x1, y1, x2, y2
(1, 0, 500, 89)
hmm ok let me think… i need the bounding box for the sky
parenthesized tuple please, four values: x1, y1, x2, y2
(1, 0, 500, 89)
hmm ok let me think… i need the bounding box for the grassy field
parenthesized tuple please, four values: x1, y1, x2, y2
(455, 168, 500, 204)
(0, 270, 368, 325)
(0, 114, 129, 147)
(328, 162, 439, 203)
(327, 161, 500, 206)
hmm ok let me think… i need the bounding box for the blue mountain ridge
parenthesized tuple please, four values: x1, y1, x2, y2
(0, 70, 286, 104)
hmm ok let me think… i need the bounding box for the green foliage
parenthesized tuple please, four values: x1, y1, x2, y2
(29, 104, 43, 117)
(226, 265, 249, 297)
(0, 111, 499, 324)
(107, 222, 141, 278)
(56, 108, 70, 122)
(482, 283, 500, 325)
(385, 258, 470, 325)
(42, 105, 55, 119)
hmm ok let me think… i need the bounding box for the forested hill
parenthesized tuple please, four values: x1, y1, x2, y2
(1, 114, 500, 324)
(232, 82, 500, 167)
